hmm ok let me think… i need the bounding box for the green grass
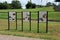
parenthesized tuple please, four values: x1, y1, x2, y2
(0, 12, 60, 20)
(0, 19, 60, 40)
(0, 6, 60, 20)
(48, 12, 60, 20)
(0, 6, 54, 12)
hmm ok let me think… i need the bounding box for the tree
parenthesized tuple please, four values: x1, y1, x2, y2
(26, 1, 36, 9)
(32, 3, 36, 8)
(0, 2, 3, 9)
(0, 1, 11, 9)
(11, 0, 21, 9)
(26, 1, 32, 9)
(46, 2, 52, 7)
(52, 3, 56, 6)
(3, 1, 10, 9)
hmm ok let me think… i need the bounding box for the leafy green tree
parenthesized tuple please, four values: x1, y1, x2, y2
(3, 1, 10, 9)
(32, 3, 36, 8)
(52, 3, 56, 6)
(11, 0, 21, 9)
(0, 2, 3, 9)
(26, 1, 36, 9)
(0, 1, 11, 9)
(26, 1, 32, 9)
(46, 2, 52, 7)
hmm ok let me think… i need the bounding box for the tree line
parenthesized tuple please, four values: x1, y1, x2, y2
(0, 0, 21, 9)
(0, 0, 58, 9)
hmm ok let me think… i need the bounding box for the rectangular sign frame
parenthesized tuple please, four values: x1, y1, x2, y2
(21, 11, 31, 31)
(8, 12, 17, 30)
(37, 11, 48, 33)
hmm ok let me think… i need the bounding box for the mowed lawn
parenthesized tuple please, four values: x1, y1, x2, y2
(0, 11, 60, 20)
(0, 19, 60, 40)
(0, 6, 60, 40)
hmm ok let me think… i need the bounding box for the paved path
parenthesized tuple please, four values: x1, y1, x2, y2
(0, 35, 44, 40)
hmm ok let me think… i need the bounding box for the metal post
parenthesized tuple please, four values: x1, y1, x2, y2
(21, 12, 23, 31)
(16, 12, 17, 30)
(46, 11, 48, 33)
(8, 12, 10, 30)
(29, 11, 31, 31)
(37, 11, 39, 33)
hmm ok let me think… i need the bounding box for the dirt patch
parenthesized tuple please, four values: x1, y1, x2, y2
(0, 35, 44, 40)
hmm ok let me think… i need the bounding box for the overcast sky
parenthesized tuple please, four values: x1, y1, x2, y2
(0, 0, 58, 9)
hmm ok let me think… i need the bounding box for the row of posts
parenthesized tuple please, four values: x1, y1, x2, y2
(8, 11, 48, 33)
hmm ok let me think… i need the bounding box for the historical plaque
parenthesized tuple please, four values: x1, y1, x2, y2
(23, 12, 30, 22)
(39, 11, 47, 22)
(9, 12, 16, 21)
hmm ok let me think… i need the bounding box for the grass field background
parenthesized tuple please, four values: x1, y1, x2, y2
(0, 6, 60, 20)
(0, 6, 60, 40)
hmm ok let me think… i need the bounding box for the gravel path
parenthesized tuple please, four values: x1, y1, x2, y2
(0, 35, 44, 40)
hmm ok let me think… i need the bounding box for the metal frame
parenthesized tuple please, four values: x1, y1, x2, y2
(37, 11, 48, 33)
(22, 11, 31, 32)
(7, 11, 48, 33)
(8, 12, 17, 30)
